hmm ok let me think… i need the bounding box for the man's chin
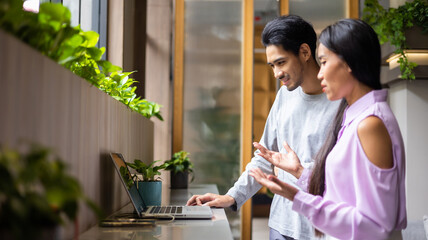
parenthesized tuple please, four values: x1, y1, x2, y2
(285, 84, 298, 91)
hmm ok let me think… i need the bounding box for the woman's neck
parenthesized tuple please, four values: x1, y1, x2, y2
(345, 82, 373, 106)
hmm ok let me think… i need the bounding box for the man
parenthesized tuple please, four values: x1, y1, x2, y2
(187, 15, 340, 240)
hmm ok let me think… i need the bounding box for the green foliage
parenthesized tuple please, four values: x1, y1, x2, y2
(164, 151, 194, 177)
(0, 143, 102, 239)
(363, 0, 428, 80)
(126, 159, 165, 182)
(120, 166, 134, 190)
(0, 0, 163, 120)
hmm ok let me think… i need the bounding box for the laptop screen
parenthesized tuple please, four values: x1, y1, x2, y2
(110, 153, 147, 213)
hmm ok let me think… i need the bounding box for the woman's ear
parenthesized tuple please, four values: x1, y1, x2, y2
(299, 43, 311, 62)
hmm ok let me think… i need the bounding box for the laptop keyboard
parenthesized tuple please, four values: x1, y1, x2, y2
(150, 206, 183, 214)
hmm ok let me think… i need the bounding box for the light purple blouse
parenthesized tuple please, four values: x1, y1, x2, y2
(292, 89, 407, 239)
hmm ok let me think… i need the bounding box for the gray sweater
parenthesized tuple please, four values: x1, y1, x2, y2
(226, 86, 340, 239)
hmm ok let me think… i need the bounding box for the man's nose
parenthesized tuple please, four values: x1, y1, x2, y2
(274, 69, 283, 79)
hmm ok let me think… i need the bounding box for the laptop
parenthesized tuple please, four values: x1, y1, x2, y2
(109, 153, 213, 219)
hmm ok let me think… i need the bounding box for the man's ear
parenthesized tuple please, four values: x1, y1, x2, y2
(299, 43, 311, 62)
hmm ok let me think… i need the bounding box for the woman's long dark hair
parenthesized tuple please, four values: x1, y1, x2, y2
(308, 19, 382, 236)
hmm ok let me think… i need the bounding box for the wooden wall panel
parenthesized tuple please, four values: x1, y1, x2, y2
(0, 30, 154, 239)
(145, 0, 173, 191)
(107, 0, 124, 67)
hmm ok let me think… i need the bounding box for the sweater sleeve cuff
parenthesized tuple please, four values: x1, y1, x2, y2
(225, 190, 243, 211)
(229, 199, 238, 211)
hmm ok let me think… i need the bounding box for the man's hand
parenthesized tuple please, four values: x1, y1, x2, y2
(253, 141, 303, 179)
(186, 193, 235, 207)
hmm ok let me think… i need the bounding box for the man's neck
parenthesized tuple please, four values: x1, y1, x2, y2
(300, 59, 323, 95)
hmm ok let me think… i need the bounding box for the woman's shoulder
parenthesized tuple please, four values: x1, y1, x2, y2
(357, 116, 394, 169)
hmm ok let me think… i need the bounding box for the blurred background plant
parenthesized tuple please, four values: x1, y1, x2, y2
(164, 150, 194, 188)
(163, 151, 193, 177)
(0, 143, 102, 239)
(0, 0, 163, 120)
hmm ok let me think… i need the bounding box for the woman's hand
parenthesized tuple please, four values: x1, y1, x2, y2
(253, 141, 304, 178)
(249, 168, 298, 201)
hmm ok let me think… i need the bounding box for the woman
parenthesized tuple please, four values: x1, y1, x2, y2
(250, 19, 406, 240)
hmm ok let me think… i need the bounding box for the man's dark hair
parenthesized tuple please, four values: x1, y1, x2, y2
(262, 15, 317, 59)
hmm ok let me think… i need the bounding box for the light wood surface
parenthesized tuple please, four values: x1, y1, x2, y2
(173, 0, 184, 154)
(280, 0, 289, 15)
(347, 0, 359, 19)
(145, 0, 173, 187)
(241, 1, 254, 240)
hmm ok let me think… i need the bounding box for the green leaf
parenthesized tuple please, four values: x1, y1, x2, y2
(39, 2, 71, 24)
(64, 33, 84, 48)
(81, 30, 99, 48)
(86, 47, 104, 61)
(98, 60, 122, 74)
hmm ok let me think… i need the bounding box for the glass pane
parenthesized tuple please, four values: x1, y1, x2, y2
(63, 0, 80, 27)
(290, 0, 346, 33)
(253, 0, 279, 147)
(182, 0, 242, 239)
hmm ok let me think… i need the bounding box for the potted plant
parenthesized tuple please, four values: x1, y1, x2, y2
(163, 151, 194, 189)
(126, 159, 165, 206)
(0, 143, 101, 240)
(362, 0, 428, 80)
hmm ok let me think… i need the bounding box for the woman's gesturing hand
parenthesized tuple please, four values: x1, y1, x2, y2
(249, 168, 298, 201)
(253, 141, 304, 179)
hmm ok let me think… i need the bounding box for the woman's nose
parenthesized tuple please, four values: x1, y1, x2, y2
(317, 70, 323, 80)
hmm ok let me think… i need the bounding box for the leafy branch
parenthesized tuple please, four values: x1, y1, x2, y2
(363, 0, 428, 80)
(0, 0, 163, 120)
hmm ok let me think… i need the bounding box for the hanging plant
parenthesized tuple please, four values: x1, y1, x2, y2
(363, 0, 428, 80)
